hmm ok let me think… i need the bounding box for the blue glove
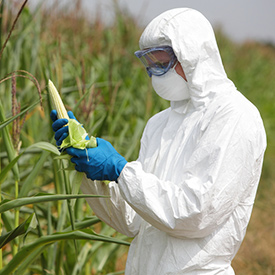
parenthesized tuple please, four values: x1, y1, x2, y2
(50, 110, 87, 146)
(66, 137, 127, 182)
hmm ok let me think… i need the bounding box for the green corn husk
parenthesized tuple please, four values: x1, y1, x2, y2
(48, 79, 97, 150)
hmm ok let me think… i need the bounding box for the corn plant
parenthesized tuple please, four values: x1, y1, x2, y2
(0, 2, 131, 274)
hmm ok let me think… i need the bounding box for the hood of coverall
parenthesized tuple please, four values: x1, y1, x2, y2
(139, 8, 236, 109)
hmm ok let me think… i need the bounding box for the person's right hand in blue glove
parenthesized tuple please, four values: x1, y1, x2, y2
(66, 137, 127, 182)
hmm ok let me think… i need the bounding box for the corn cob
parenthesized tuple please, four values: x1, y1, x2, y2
(48, 79, 97, 150)
(48, 80, 101, 184)
(48, 79, 69, 120)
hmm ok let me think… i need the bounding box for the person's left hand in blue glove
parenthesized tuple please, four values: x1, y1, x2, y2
(66, 137, 127, 182)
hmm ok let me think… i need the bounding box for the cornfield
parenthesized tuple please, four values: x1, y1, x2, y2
(0, 1, 274, 274)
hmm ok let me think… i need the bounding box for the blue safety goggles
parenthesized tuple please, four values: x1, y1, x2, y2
(134, 46, 177, 77)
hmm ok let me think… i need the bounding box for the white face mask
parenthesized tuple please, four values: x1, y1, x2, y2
(152, 67, 190, 101)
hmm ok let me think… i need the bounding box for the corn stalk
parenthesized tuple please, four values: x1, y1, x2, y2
(0, 101, 20, 256)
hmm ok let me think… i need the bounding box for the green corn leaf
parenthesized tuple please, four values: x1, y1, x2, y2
(0, 194, 109, 213)
(69, 170, 85, 208)
(72, 243, 92, 275)
(0, 99, 41, 130)
(13, 246, 47, 275)
(0, 101, 20, 181)
(0, 142, 59, 186)
(60, 160, 78, 253)
(62, 216, 101, 232)
(0, 152, 23, 186)
(0, 229, 130, 275)
(1, 211, 14, 233)
(0, 214, 36, 248)
(27, 141, 61, 155)
(19, 150, 50, 197)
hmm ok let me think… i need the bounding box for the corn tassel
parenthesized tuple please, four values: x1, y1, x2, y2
(48, 79, 69, 120)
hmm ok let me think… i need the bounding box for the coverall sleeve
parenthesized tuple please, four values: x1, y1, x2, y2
(117, 106, 266, 239)
(81, 178, 141, 237)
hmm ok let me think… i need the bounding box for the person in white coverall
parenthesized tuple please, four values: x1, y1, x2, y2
(51, 8, 267, 275)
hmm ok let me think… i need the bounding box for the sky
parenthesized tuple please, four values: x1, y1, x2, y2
(33, 0, 275, 44)
(79, 0, 275, 44)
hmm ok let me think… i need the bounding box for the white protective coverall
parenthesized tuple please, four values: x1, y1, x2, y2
(81, 8, 267, 275)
